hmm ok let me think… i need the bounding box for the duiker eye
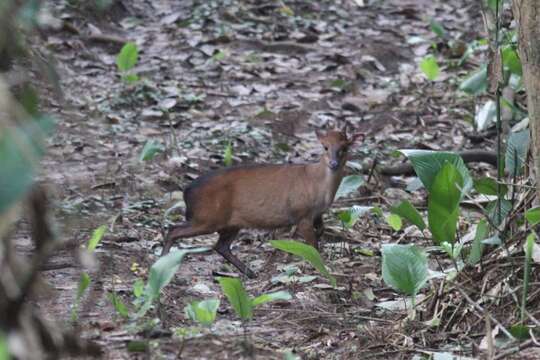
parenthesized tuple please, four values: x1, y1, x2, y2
(324, 146, 329, 151)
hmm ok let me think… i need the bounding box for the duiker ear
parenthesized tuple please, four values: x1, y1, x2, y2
(349, 132, 365, 144)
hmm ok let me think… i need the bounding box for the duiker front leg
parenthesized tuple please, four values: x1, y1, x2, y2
(214, 229, 257, 278)
(297, 218, 319, 250)
(314, 215, 324, 237)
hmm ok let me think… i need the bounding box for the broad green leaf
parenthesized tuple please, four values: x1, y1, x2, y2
(474, 177, 508, 196)
(428, 163, 463, 244)
(139, 139, 164, 162)
(487, 199, 512, 226)
(381, 244, 428, 297)
(270, 240, 336, 287)
(133, 279, 145, 298)
(400, 150, 472, 195)
(337, 205, 371, 228)
(185, 298, 220, 326)
(502, 46, 522, 76)
(87, 225, 106, 252)
(0, 124, 49, 214)
(252, 290, 292, 307)
(467, 219, 487, 265)
(116, 42, 138, 72)
(335, 175, 364, 199)
(419, 55, 440, 81)
(386, 214, 402, 231)
(145, 248, 209, 301)
(223, 141, 233, 166)
(526, 207, 540, 226)
(429, 18, 446, 39)
(218, 277, 253, 321)
(108, 292, 129, 318)
(505, 130, 530, 176)
(391, 200, 426, 230)
(459, 65, 487, 95)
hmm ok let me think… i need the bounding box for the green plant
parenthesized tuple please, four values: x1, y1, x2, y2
(419, 55, 440, 81)
(87, 224, 106, 252)
(270, 240, 336, 287)
(133, 279, 145, 298)
(218, 277, 291, 322)
(337, 205, 371, 229)
(429, 18, 446, 39)
(428, 163, 463, 245)
(137, 248, 208, 316)
(390, 200, 426, 230)
(223, 141, 233, 166)
(506, 130, 530, 177)
(139, 139, 164, 162)
(108, 292, 129, 319)
(335, 175, 363, 200)
(0, 332, 8, 360)
(271, 265, 318, 285)
(474, 177, 508, 196)
(0, 115, 54, 213)
(440, 241, 463, 261)
(467, 219, 487, 265)
(400, 151, 470, 248)
(381, 244, 428, 315)
(386, 214, 402, 231)
(116, 42, 139, 83)
(185, 299, 220, 326)
(71, 225, 106, 322)
(71, 272, 91, 322)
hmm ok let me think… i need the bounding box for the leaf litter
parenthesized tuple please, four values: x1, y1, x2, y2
(9, 0, 534, 359)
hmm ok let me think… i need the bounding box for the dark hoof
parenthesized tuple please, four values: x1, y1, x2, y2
(245, 269, 258, 279)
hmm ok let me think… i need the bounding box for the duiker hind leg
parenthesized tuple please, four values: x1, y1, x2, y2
(161, 222, 213, 256)
(214, 229, 256, 278)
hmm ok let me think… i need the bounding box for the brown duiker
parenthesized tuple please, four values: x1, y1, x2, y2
(162, 127, 364, 278)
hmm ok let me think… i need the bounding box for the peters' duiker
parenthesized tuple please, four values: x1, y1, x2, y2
(162, 127, 364, 278)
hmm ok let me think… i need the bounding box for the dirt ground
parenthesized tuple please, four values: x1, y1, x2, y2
(11, 0, 528, 358)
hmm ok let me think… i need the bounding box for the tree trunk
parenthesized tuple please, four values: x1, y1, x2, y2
(514, 0, 540, 199)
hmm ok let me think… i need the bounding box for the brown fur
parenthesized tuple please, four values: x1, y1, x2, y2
(162, 129, 364, 278)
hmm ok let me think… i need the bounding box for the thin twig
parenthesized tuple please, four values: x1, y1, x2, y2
(454, 284, 515, 340)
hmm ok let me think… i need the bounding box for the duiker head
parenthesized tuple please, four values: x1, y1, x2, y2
(316, 127, 364, 171)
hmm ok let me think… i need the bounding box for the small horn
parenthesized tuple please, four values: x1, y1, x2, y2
(339, 121, 349, 135)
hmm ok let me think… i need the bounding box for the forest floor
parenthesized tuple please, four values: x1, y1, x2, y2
(12, 0, 536, 359)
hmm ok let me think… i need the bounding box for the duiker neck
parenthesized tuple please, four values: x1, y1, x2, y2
(308, 158, 345, 193)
